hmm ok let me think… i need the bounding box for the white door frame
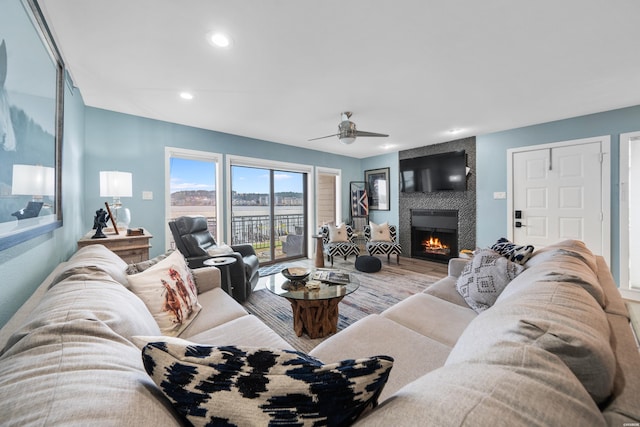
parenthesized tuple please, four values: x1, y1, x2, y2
(507, 135, 611, 265)
(619, 131, 640, 300)
(315, 166, 342, 229)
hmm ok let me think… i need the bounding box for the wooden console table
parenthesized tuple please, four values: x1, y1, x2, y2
(77, 228, 152, 264)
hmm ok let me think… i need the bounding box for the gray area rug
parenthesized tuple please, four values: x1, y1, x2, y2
(258, 263, 287, 277)
(243, 262, 446, 353)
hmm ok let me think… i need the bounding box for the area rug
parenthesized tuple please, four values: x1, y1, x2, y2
(243, 262, 446, 353)
(258, 263, 287, 277)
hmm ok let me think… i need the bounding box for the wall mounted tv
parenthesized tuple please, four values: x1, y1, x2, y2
(400, 150, 467, 193)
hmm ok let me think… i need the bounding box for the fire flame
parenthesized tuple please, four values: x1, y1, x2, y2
(422, 236, 448, 251)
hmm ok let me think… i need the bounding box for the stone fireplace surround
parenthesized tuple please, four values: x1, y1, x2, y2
(399, 137, 476, 259)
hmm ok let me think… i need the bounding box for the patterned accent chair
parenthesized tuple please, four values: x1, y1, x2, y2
(364, 224, 402, 264)
(319, 225, 360, 266)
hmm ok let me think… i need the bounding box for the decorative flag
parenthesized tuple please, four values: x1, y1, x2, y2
(351, 189, 369, 216)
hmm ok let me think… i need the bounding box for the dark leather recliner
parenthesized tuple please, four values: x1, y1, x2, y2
(168, 215, 259, 302)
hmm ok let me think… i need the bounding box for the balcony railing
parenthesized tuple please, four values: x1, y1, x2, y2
(232, 213, 304, 249)
(184, 213, 305, 249)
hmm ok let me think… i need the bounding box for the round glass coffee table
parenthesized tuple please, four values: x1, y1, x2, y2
(265, 271, 359, 339)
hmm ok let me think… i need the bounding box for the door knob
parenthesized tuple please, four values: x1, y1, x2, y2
(515, 221, 526, 228)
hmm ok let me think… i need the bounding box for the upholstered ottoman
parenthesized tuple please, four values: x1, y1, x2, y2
(355, 255, 382, 273)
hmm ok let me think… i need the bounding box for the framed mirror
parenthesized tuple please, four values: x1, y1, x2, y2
(0, 0, 64, 251)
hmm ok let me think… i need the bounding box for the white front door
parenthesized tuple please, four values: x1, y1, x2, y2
(509, 137, 610, 262)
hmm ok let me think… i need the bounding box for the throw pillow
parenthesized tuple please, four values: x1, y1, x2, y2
(127, 251, 201, 336)
(206, 243, 234, 256)
(328, 224, 349, 242)
(370, 221, 392, 242)
(141, 341, 394, 427)
(456, 249, 525, 313)
(490, 237, 535, 265)
(126, 250, 173, 274)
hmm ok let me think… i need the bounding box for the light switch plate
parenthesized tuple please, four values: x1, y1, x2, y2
(142, 191, 153, 200)
(493, 191, 507, 199)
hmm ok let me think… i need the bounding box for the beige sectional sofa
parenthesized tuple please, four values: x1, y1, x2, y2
(0, 240, 638, 426)
(310, 240, 640, 426)
(0, 245, 294, 426)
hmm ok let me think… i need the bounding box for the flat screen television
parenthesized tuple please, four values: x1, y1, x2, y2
(400, 150, 467, 193)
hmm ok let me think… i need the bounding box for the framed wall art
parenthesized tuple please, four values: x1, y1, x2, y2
(0, 0, 64, 251)
(365, 167, 390, 211)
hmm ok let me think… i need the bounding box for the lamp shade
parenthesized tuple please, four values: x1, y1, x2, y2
(100, 171, 132, 197)
(12, 164, 55, 196)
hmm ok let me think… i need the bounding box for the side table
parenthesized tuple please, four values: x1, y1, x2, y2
(312, 234, 324, 268)
(203, 256, 237, 296)
(77, 228, 152, 264)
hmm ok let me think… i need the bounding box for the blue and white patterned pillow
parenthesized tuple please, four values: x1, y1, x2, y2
(490, 237, 534, 265)
(142, 341, 393, 426)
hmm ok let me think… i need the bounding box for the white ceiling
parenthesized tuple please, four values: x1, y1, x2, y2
(38, 0, 640, 159)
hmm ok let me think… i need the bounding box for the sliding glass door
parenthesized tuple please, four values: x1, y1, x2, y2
(231, 165, 306, 264)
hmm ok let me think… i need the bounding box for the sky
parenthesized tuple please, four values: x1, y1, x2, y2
(170, 159, 303, 194)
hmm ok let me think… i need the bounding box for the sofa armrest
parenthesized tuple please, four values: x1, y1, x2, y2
(448, 257, 470, 278)
(192, 266, 221, 294)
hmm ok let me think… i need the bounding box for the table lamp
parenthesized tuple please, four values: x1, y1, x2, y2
(100, 171, 132, 229)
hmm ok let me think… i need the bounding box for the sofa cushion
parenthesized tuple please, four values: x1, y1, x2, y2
(51, 244, 129, 287)
(381, 293, 476, 347)
(455, 249, 524, 313)
(422, 276, 471, 308)
(310, 314, 452, 402)
(500, 239, 605, 307)
(186, 315, 295, 350)
(178, 288, 248, 338)
(447, 280, 616, 404)
(358, 345, 606, 426)
(141, 341, 393, 427)
(490, 237, 535, 265)
(127, 251, 202, 336)
(2, 270, 160, 354)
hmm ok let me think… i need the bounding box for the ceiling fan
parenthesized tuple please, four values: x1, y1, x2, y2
(309, 112, 389, 145)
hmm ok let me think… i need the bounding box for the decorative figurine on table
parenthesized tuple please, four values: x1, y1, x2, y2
(92, 208, 110, 239)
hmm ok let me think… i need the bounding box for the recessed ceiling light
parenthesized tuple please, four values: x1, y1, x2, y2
(207, 32, 232, 48)
(180, 92, 194, 100)
(449, 128, 463, 134)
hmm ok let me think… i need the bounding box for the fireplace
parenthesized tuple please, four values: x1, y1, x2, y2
(411, 209, 458, 263)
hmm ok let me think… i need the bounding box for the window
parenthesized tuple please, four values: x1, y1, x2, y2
(165, 147, 221, 250)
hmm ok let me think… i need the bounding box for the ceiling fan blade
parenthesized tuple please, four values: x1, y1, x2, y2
(308, 133, 339, 141)
(355, 130, 389, 138)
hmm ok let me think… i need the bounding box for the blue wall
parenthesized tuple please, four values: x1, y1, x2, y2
(477, 104, 640, 283)
(0, 82, 87, 327)
(362, 151, 399, 226)
(83, 108, 366, 257)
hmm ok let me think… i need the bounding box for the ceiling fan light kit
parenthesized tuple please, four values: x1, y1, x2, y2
(309, 111, 389, 144)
